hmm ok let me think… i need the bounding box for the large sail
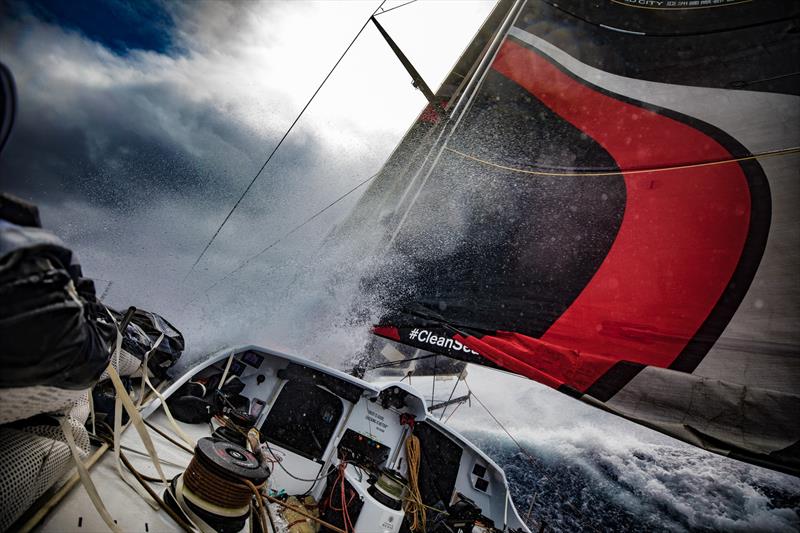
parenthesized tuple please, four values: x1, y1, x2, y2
(345, 0, 800, 475)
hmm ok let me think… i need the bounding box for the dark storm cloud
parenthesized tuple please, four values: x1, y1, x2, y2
(0, 2, 391, 356)
(1, 66, 312, 212)
(18, 0, 175, 55)
(0, 3, 373, 219)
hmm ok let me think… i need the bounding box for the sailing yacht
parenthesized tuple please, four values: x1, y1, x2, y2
(1, 0, 798, 531)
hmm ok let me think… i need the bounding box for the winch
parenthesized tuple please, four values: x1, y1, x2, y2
(367, 468, 408, 511)
(165, 437, 269, 533)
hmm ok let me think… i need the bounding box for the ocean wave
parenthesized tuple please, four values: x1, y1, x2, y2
(457, 425, 800, 532)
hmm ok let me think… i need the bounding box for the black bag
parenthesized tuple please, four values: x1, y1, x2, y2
(0, 194, 115, 390)
(109, 307, 185, 378)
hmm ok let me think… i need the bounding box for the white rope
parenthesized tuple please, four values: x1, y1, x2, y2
(109, 328, 159, 509)
(218, 354, 233, 391)
(88, 387, 96, 437)
(136, 333, 164, 408)
(113, 390, 159, 509)
(127, 330, 195, 448)
(59, 415, 122, 533)
(104, 310, 169, 486)
(143, 371, 197, 449)
(174, 475, 217, 533)
(108, 367, 169, 483)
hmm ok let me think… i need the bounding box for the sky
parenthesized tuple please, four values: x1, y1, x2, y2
(0, 0, 497, 354)
(2, 2, 799, 530)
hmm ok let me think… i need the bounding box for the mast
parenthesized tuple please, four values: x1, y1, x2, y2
(325, 0, 520, 247)
(370, 16, 437, 107)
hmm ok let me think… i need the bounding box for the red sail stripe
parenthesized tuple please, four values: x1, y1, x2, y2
(373, 325, 400, 341)
(460, 40, 751, 392)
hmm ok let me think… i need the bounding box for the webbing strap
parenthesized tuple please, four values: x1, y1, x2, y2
(143, 372, 196, 449)
(174, 475, 216, 533)
(105, 339, 167, 483)
(113, 392, 159, 509)
(218, 354, 233, 391)
(133, 332, 194, 450)
(108, 364, 169, 484)
(108, 327, 160, 509)
(105, 311, 169, 486)
(136, 332, 164, 408)
(59, 415, 122, 533)
(88, 388, 96, 436)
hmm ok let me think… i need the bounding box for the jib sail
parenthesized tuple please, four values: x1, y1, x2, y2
(354, 0, 800, 475)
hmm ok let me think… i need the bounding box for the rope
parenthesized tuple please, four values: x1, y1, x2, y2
(143, 419, 194, 455)
(218, 354, 234, 391)
(143, 376, 196, 447)
(375, 0, 419, 16)
(196, 168, 381, 299)
(113, 380, 159, 509)
(445, 145, 800, 178)
(430, 355, 437, 410)
(465, 381, 539, 468)
(108, 326, 162, 509)
(464, 382, 546, 530)
(58, 415, 122, 533)
(242, 479, 269, 533)
(266, 494, 347, 533)
(262, 439, 338, 483)
(183, 0, 387, 281)
(404, 434, 426, 532)
(438, 378, 460, 421)
(105, 310, 170, 488)
(118, 449, 195, 533)
(339, 462, 354, 531)
(184, 456, 258, 509)
(18, 383, 165, 533)
(88, 386, 96, 437)
(135, 332, 164, 408)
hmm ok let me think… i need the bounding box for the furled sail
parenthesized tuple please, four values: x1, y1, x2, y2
(348, 0, 800, 475)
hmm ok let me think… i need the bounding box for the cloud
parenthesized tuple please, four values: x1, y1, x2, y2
(23, 0, 176, 55)
(0, 0, 496, 357)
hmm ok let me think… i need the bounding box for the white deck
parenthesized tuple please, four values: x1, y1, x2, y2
(33, 346, 530, 532)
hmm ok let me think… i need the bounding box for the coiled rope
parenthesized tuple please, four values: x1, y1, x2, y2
(404, 434, 426, 532)
(183, 456, 258, 510)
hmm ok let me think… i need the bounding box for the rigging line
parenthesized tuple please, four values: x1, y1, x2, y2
(374, 0, 419, 17)
(445, 145, 800, 178)
(439, 375, 461, 421)
(182, 0, 387, 283)
(368, 353, 438, 370)
(729, 71, 800, 88)
(464, 379, 539, 468)
(431, 354, 437, 409)
(197, 169, 381, 299)
(443, 400, 462, 424)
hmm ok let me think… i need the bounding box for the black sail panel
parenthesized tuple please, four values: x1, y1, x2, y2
(377, 69, 626, 337)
